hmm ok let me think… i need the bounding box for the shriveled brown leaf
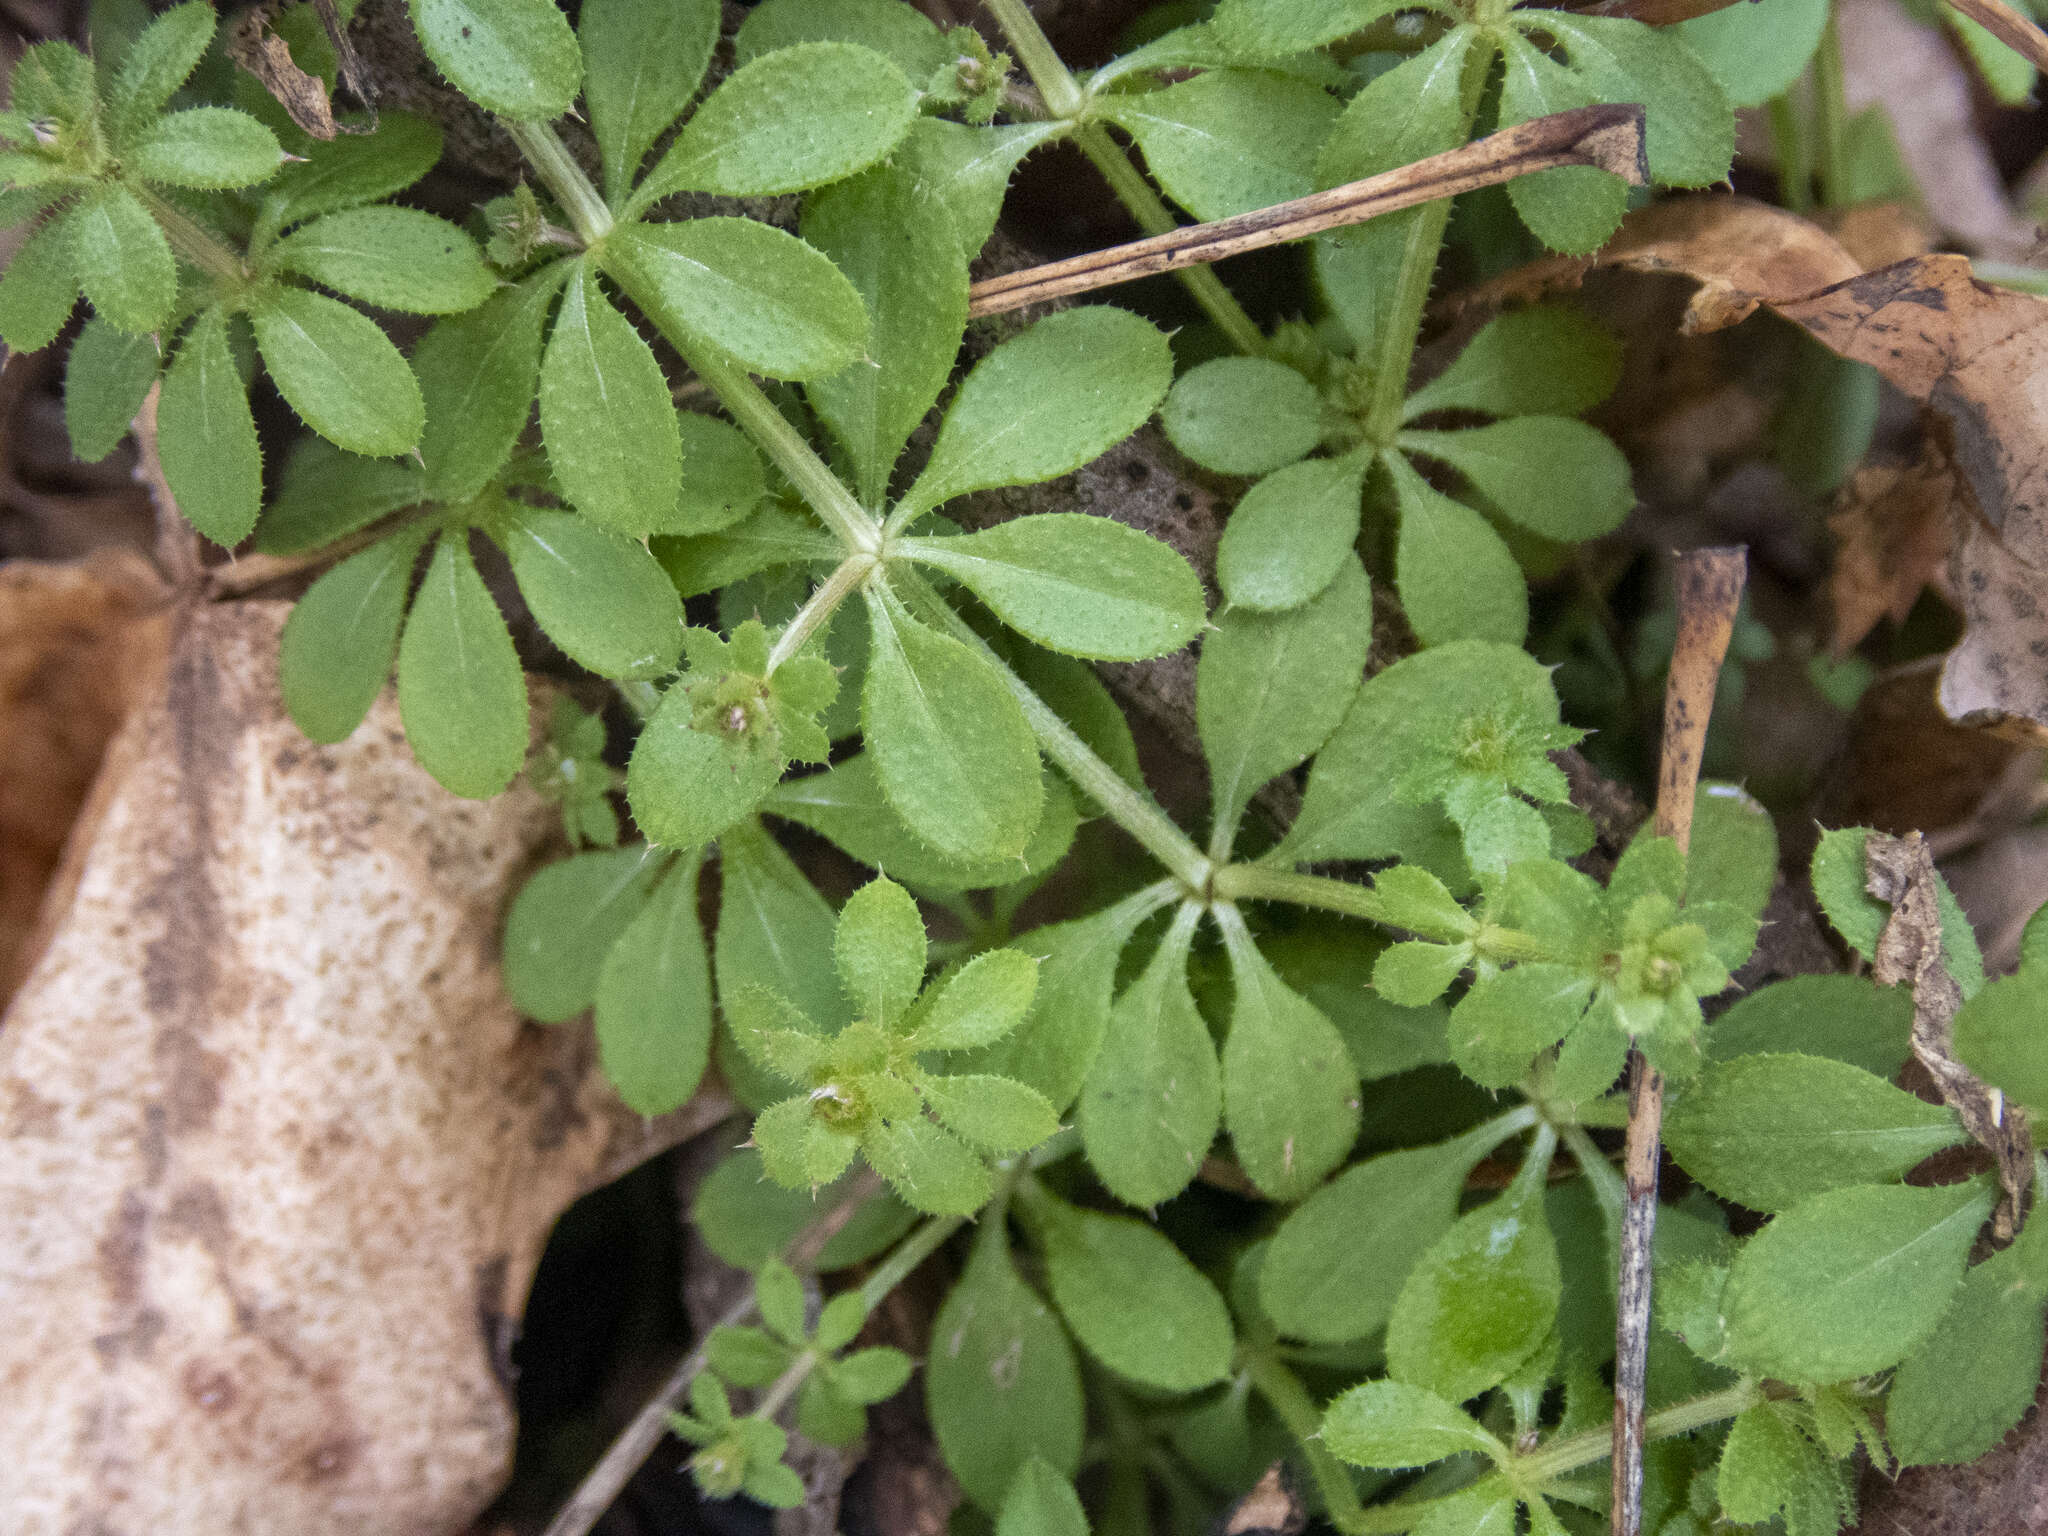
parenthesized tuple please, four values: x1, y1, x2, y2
(1829, 451, 1958, 654)
(0, 600, 728, 1536)
(1866, 831, 2032, 1237)
(1219, 1464, 1308, 1535)
(227, 6, 338, 140)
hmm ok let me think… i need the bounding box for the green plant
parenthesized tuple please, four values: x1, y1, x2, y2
(6, 0, 2046, 1532)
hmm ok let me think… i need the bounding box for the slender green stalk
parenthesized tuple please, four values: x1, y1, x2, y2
(1766, 94, 1813, 214)
(1516, 1381, 1762, 1485)
(1560, 1122, 1627, 1233)
(1213, 862, 1389, 922)
(503, 119, 613, 245)
(1242, 1350, 1375, 1534)
(1072, 122, 1269, 356)
(1812, 12, 1850, 209)
(857, 1209, 967, 1310)
(767, 554, 875, 673)
(133, 183, 244, 283)
(981, 0, 1087, 119)
(890, 565, 1214, 892)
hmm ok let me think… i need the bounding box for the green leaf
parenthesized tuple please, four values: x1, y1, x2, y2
(64, 314, 158, 462)
(250, 284, 424, 456)
(962, 888, 1164, 1113)
(670, 413, 767, 535)
(1717, 1401, 1847, 1536)
(637, 42, 917, 202)
(1687, 781, 1776, 937)
(1400, 418, 1633, 542)
(706, 1323, 792, 1387)
(1210, 0, 1405, 56)
(68, 184, 175, 334)
(0, 215, 77, 353)
(157, 306, 262, 545)
(604, 218, 869, 382)
(270, 206, 494, 314)
(502, 845, 665, 1022)
(767, 753, 1076, 893)
(1387, 1169, 1562, 1401)
(1198, 554, 1372, 844)
(904, 514, 1206, 660)
(257, 436, 423, 555)
(926, 1220, 1084, 1512)
(1956, 970, 2048, 1113)
(1947, 2, 2038, 104)
(130, 107, 283, 189)
(578, 0, 717, 202)
(1450, 964, 1594, 1090)
(498, 505, 683, 679)
(1263, 1126, 1500, 1344)
(716, 822, 846, 1107)
(1161, 356, 1324, 477)
(1889, 1217, 2048, 1466)
(1498, 34, 1627, 256)
(409, 0, 582, 121)
(595, 854, 712, 1114)
(397, 529, 529, 798)
(863, 1114, 992, 1213)
(1405, 306, 1622, 421)
(1674, 0, 1827, 108)
(911, 949, 1039, 1052)
(1722, 1179, 1995, 1381)
(831, 1345, 914, 1404)
(11, 40, 96, 127)
(1322, 1380, 1508, 1470)
(835, 875, 927, 1026)
(735, 0, 948, 80)
(1811, 825, 1984, 992)
(626, 699, 788, 854)
(1098, 67, 1339, 221)
(108, 0, 215, 148)
(1666, 1054, 1964, 1213)
(279, 525, 434, 743)
(1079, 913, 1220, 1208)
(1220, 922, 1360, 1200)
(1706, 973, 1914, 1079)
(1522, 14, 1733, 187)
(883, 116, 1059, 258)
(537, 264, 679, 533)
(897, 306, 1173, 525)
(923, 1073, 1059, 1153)
(1027, 1188, 1234, 1392)
(997, 1457, 1088, 1536)
(861, 587, 1042, 863)
(414, 262, 565, 504)
(1385, 451, 1528, 647)
(260, 112, 444, 232)
(1373, 941, 1469, 1008)
(1216, 454, 1365, 612)
(1266, 922, 1452, 1080)
(801, 154, 969, 506)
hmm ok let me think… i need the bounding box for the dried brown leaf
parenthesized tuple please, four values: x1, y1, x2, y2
(0, 601, 728, 1535)
(1829, 451, 1957, 655)
(227, 6, 338, 140)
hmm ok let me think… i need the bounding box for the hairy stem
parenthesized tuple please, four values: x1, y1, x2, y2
(981, 0, 1086, 118)
(767, 554, 875, 674)
(889, 566, 1213, 891)
(502, 119, 612, 245)
(1524, 1382, 1763, 1486)
(1072, 122, 1269, 356)
(1241, 1351, 1376, 1534)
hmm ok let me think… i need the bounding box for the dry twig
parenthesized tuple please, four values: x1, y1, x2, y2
(1612, 547, 1747, 1536)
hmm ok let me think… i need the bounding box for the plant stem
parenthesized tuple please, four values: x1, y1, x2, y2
(1812, 11, 1850, 210)
(767, 554, 875, 674)
(1072, 122, 1268, 355)
(1561, 1122, 1627, 1235)
(857, 1209, 967, 1311)
(1520, 1382, 1762, 1486)
(980, 0, 1087, 119)
(1241, 1350, 1375, 1534)
(503, 119, 613, 245)
(132, 183, 244, 283)
(891, 565, 1214, 893)
(1765, 94, 1813, 214)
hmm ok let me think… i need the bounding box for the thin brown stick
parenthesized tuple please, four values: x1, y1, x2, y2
(1612, 546, 1746, 1536)
(965, 104, 1647, 318)
(1943, 0, 2048, 74)
(539, 1164, 886, 1536)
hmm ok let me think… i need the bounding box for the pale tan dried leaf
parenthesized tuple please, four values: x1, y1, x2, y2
(1829, 452, 1958, 655)
(227, 6, 338, 140)
(0, 601, 728, 1536)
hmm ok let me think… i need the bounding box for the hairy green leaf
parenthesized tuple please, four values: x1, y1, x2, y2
(0, 215, 76, 353)
(1401, 417, 1634, 542)
(1386, 451, 1528, 647)
(1216, 454, 1366, 612)
(1099, 67, 1338, 221)
(1405, 306, 1621, 421)
(108, 0, 215, 148)
(410, 0, 582, 121)
(735, 0, 948, 78)
(924, 1073, 1059, 1153)
(911, 949, 1040, 1052)
(1221, 922, 1359, 1199)
(498, 504, 683, 678)
(257, 436, 423, 555)
(1322, 1381, 1507, 1469)
(1161, 356, 1324, 477)
(538, 264, 680, 532)
(270, 206, 494, 314)
(250, 283, 425, 456)
(68, 184, 175, 334)
(415, 262, 565, 503)
(578, 0, 717, 202)
(504, 844, 665, 1022)
(1956, 970, 2048, 1113)
(1521, 14, 1733, 187)
(260, 111, 444, 233)
(397, 529, 529, 798)
(130, 106, 283, 188)
(279, 525, 434, 743)
(996, 1458, 1088, 1536)
(836, 875, 927, 1026)
(1675, 0, 1826, 106)
(63, 314, 158, 462)
(1706, 973, 1914, 1078)
(904, 514, 1206, 660)
(1498, 33, 1626, 255)
(157, 306, 263, 545)
(1450, 964, 1593, 1090)
(595, 854, 713, 1114)
(1210, 0, 1406, 56)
